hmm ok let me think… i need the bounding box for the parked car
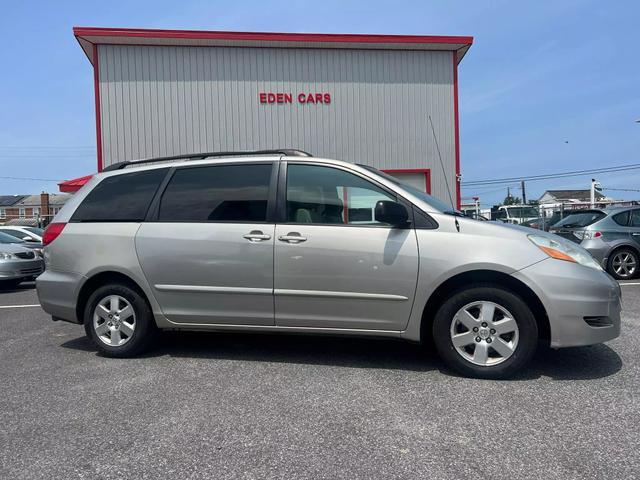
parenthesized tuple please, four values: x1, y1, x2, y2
(0, 229, 44, 257)
(550, 207, 640, 280)
(0, 226, 44, 243)
(0, 233, 45, 288)
(493, 205, 539, 225)
(36, 150, 621, 379)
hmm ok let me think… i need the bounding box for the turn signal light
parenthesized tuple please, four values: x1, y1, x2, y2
(43, 222, 66, 246)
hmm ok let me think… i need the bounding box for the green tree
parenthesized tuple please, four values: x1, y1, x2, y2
(503, 195, 522, 205)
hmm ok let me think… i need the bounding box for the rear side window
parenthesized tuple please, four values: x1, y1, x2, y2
(71, 168, 168, 222)
(158, 164, 272, 222)
(553, 210, 606, 228)
(612, 211, 630, 226)
(630, 210, 640, 227)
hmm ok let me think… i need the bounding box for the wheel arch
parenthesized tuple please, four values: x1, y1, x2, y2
(419, 269, 550, 345)
(75, 271, 153, 325)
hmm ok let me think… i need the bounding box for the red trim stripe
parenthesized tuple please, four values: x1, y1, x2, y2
(452, 51, 461, 209)
(93, 44, 103, 172)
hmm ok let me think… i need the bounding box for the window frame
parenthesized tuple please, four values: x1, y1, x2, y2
(277, 161, 415, 229)
(146, 161, 279, 224)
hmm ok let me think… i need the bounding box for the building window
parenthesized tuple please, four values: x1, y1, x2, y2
(32, 207, 40, 218)
(19, 208, 25, 218)
(0, 209, 5, 219)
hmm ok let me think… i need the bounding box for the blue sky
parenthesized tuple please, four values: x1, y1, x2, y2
(0, 0, 638, 206)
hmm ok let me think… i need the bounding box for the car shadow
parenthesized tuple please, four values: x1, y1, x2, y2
(0, 281, 35, 293)
(60, 331, 623, 381)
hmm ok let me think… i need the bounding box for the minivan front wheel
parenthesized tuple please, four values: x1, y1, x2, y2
(84, 283, 156, 357)
(433, 286, 538, 379)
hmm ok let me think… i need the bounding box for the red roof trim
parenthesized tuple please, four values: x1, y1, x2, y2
(73, 26, 473, 47)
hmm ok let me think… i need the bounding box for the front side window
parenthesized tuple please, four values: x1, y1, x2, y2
(71, 168, 168, 222)
(286, 164, 396, 225)
(158, 164, 272, 222)
(630, 209, 640, 228)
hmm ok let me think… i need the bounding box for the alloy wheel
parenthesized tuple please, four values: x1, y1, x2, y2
(612, 251, 637, 279)
(450, 301, 519, 366)
(93, 295, 136, 347)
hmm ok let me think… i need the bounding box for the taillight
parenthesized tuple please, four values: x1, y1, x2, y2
(43, 222, 66, 246)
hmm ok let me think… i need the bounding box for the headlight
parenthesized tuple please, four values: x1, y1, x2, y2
(528, 234, 602, 270)
(0, 252, 16, 260)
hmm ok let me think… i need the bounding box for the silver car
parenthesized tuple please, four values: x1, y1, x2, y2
(551, 207, 640, 280)
(0, 233, 44, 288)
(36, 151, 621, 379)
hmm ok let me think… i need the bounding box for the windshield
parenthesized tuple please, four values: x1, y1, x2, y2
(359, 165, 455, 213)
(504, 207, 538, 218)
(0, 231, 25, 244)
(553, 210, 606, 228)
(25, 227, 44, 236)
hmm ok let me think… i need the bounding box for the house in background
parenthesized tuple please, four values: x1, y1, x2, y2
(0, 192, 70, 226)
(538, 189, 608, 205)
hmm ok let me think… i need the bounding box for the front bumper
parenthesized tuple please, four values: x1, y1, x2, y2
(513, 259, 621, 348)
(0, 258, 44, 281)
(36, 269, 85, 324)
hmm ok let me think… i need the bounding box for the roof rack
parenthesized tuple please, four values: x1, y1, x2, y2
(102, 149, 312, 171)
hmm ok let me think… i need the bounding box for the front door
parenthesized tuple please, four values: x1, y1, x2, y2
(136, 162, 276, 325)
(630, 209, 640, 249)
(274, 163, 419, 331)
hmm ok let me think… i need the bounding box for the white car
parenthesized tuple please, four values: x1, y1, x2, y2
(0, 226, 44, 243)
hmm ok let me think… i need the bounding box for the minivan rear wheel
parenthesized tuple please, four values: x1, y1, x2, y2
(607, 248, 638, 280)
(432, 286, 538, 379)
(84, 283, 157, 357)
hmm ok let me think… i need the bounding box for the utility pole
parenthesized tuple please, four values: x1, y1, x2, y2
(590, 178, 602, 208)
(521, 180, 527, 204)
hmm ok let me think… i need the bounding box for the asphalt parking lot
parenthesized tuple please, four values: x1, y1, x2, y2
(1, 282, 639, 479)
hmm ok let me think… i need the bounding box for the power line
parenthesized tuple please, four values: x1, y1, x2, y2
(604, 187, 640, 192)
(462, 162, 640, 186)
(0, 176, 62, 182)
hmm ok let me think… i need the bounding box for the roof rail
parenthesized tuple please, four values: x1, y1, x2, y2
(102, 149, 312, 171)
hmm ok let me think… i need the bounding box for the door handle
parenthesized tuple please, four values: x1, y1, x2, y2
(278, 233, 307, 243)
(243, 231, 271, 242)
(632, 233, 640, 236)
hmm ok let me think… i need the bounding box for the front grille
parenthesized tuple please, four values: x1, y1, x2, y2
(15, 251, 35, 259)
(584, 316, 613, 328)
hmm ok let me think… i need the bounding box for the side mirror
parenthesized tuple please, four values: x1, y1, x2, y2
(374, 201, 409, 226)
(22, 236, 35, 242)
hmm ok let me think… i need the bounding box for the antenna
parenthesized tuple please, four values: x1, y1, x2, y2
(428, 115, 455, 209)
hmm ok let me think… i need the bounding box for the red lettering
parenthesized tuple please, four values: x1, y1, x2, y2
(306, 93, 315, 104)
(315, 93, 323, 103)
(324, 93, 331, 104)
(298, 93, 306, 103)
(276, 93, 284, 103)
(267, 93, 276, 103)
(259, 92, 267, 103)
(284, 93, 292, 103)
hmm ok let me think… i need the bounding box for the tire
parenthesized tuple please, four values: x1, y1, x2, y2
(83, 283, 157, 357)
(432, 286, 538, 380)
(607, 248, 639, 280)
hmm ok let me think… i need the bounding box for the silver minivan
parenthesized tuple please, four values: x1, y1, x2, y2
(37, 151, 621, 379)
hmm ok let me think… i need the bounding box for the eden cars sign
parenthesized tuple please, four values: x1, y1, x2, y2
(259, 92, 331, 104)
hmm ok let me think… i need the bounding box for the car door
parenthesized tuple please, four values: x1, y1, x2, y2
(273, 162, 419, 331)
(136, 162, 277, 326)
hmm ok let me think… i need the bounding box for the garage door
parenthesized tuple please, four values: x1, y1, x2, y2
(383, 169, 431, 194)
